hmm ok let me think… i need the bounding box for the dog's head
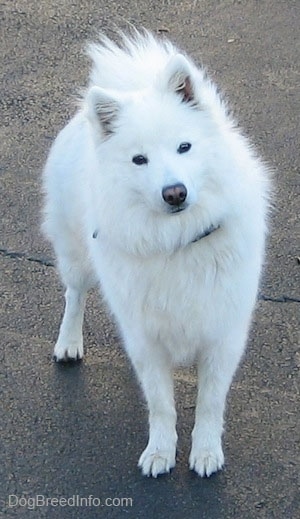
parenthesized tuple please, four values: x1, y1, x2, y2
(85, 54, 231, 254)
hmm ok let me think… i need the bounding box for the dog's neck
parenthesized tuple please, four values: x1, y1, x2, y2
(92, 224, 220, 247)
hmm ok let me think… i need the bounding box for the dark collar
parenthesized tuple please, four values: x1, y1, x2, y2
(191, 224, 220, 244)
(92, 224, 220, 246)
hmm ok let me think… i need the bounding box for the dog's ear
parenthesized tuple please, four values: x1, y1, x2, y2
(161, 54, 199, 107)
(86, 86, 120, 137)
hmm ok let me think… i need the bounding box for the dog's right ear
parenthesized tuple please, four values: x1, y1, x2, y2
(86, 86, 120, 137)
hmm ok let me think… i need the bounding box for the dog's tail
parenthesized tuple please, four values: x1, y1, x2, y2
(86, 30, 176, 92)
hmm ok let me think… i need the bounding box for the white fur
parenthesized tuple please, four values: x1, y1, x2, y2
(42, 31, 270, 478)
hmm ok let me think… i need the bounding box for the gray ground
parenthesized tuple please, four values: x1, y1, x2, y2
(1, 1, 299, 517)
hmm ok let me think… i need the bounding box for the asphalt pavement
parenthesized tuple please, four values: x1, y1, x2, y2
(1, 1, 299, 517)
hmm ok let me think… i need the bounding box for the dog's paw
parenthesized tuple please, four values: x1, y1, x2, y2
(53, 338, 83, 362)
(138, 446, 176, 478)
(189, 445, 224, 477)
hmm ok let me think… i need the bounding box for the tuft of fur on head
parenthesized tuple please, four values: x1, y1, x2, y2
(85, 30, 231, 132)
(85, 31, 206, 140)
(85, 51, 203, 139)
(86, 29, 176, 92)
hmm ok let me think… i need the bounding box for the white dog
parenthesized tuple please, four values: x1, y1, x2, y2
(42, 31, 269, 478)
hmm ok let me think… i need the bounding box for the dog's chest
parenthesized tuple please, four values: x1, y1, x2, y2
(99, 242, 222, 321)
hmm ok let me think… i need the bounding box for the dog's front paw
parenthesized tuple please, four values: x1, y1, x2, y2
(189, 444, 224, 477)
(53, 338, 83, 362)
(138, 445, 176, 478)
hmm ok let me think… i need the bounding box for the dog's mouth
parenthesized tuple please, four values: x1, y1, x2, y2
(168, 203, 188, 214)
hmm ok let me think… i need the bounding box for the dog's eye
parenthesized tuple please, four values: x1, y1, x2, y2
(177, 142, 192, 154)
(132, 154, 148, 165)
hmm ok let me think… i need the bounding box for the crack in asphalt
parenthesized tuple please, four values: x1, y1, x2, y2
(1, 247, 299, 303)
(258, 294, 300, 304)
(0, 247, 55, 267)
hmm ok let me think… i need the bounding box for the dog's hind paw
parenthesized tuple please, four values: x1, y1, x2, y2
(53, 338, 83, 362)
(138, 447, 176, 478)
(189, 446, 224, 477)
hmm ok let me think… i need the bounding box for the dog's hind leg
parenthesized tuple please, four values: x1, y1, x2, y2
(52, 236, 96, 361)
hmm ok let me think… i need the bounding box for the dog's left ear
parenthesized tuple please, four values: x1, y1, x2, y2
(161, 54, 199, 107)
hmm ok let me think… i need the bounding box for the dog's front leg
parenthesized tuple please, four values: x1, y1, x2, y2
(189, 336, 245, 477)
(53, 286, 87, 361)
(127, 340, 177, 477)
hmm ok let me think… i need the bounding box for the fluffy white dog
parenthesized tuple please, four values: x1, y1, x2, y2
(42, 31, 269, 478)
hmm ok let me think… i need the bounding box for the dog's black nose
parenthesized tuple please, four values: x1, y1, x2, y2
(162, 183, 187, 206)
